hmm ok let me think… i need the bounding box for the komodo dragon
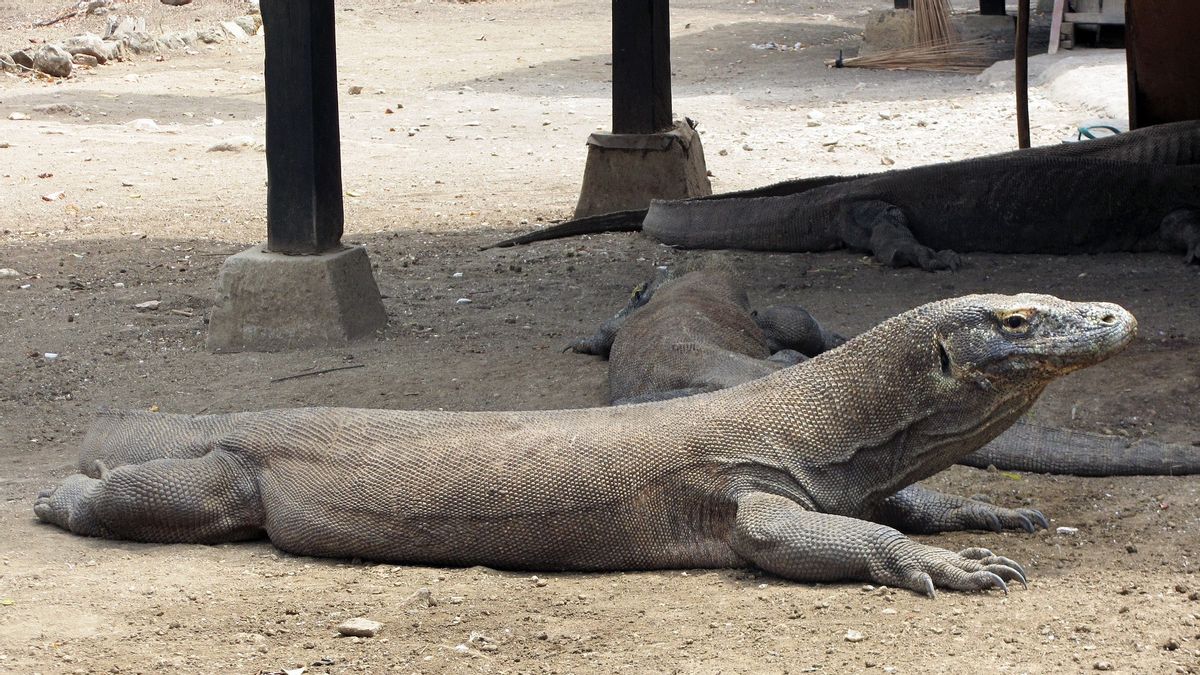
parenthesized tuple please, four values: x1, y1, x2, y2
(575, 265, 1200, 476)
(36, 294, 1135, 595)
(489, 120, 1200, 271)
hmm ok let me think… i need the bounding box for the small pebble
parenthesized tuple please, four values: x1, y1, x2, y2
(1056, 526, 1078, 535)
(336, 617, 382, 638)
(0, 268, 20, 278)
(134, 300, 160, 310)
(455, 298, 471, 305)
(1093, 661, 1113, 671)
(844, 629, 865, 642)
(8, 112, 30, 121)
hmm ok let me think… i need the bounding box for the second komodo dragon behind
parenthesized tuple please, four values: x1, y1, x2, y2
(573, 264, 1200, 476)
(39, 295, 1135, 595)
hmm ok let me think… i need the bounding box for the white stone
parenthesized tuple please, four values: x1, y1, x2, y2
(337, 617, 382, 638)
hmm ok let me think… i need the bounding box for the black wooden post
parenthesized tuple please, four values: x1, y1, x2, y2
(611, 0, 672, 135)
(260, 0, 344, 255)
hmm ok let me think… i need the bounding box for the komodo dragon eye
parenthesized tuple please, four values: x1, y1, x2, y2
(998, 311, 1032, 333)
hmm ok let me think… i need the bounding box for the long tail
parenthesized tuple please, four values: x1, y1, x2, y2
(485, 209, 647, 249)
(485, 173, 866, 249)
(960, 421, 1200, 476)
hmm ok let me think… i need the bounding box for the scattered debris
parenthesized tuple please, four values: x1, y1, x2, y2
(269, 364, 365, 384)
(208, 136, 264, 152)
(41, 191, 65, 201)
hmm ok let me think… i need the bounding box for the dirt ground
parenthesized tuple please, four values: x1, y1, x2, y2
(1, 0, 1198, 673)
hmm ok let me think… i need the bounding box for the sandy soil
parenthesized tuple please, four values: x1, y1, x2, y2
(1, 1, 1198, 673)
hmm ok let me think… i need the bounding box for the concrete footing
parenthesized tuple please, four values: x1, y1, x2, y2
(207, 244, 387, 353)
(573, 120, 711, 218)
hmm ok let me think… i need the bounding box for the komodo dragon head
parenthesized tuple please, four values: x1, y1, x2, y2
(789, 293, 1139, 493)
(867, 293, 1139, 479)
(928, 293, 1136, 388)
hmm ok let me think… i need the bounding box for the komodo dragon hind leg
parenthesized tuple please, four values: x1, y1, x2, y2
(841, 200, 961, 272)
(1160, 208, 1200, 264)
(35, 450, 265, 544)
(873, 484, 1049, 534)
(730, 492, 1026, 596)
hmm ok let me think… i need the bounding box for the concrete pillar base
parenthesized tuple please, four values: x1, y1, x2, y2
(207, 244, 387, 353)
(573, 120, 711, 218)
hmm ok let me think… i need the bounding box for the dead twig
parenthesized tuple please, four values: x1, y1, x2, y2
(269, 363, 365, 383)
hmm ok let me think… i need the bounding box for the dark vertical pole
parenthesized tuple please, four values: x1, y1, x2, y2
(611, 0, 672, 135)
(260, 0, 344, 254)
(1015, 0, 1031, 148)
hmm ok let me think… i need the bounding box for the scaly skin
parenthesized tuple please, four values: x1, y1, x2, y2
(487, 121, 1200, 270)
(36, 294, 1134, 596)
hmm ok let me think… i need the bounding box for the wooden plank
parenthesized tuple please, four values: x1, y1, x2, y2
(260, 0, 344, 255)
(611, 0, 672, 134)
(1064, 11, 1125, 24)
(1048, 0, 1066, 55)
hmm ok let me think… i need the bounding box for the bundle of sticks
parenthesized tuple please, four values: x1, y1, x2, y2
(829, 39, 996, 73)
(828, 0, 997, 74)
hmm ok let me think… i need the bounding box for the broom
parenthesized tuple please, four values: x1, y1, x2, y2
(829, 39, 996, 73)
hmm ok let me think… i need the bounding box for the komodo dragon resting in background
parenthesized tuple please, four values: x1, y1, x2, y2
(489, 120, 1200, 271)
(38, 295, 1137, 595)
(575, 265, 1200, 477)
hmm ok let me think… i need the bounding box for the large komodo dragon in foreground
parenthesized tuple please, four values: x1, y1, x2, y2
(490, 120, 1200, 271)
(37, 294, 1135, 596)
(572, 264, 1200, 477)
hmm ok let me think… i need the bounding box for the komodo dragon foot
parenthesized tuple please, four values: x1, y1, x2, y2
(34, 474, 108, 537)
(875, 484, 1049, 534)
(733, 493, 1027, 597)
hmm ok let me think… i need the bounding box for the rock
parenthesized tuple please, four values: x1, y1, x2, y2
(32, 44, 72, 78)
(197, 27, 225, 44)
(10, 50, 33, 69)
(105, 16, 145, 40)
(1093, 661, 1113, 671)
(161, 0, 193, 5)
(207, 136, 263, 152)
(73, 54, 99, 67)
(0, 269, 20, 278)
(8, 112, 30, 121)
(233, 15, 262, 35)
(158, 30, 199, 50)
(1056, 526, 1079, 535)
(61, 33, 123, 64)
(134, 300, 161, 311)
(844, 629, 866, 642)
(347, 85, 364, 95)
(120, 31, 159, 55)
(221, 21, 249, 41)
(336, 618, 382, 638)
(0, 53, 16, 73)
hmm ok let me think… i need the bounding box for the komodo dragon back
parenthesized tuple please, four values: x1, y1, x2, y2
(37, 294, 1137, 596)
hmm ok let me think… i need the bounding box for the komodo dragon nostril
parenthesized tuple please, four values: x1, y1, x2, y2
(1100, 314, 1117, 325)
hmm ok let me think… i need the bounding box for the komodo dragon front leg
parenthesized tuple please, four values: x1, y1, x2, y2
(732, 493, 1027, 596)
(841, 200, 962, 272)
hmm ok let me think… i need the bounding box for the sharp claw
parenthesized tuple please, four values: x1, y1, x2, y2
(984, 572, 1009, 595)
(1032, 512, 1050, 530)
(1017, 515, 1035, 534)
(921, 573, 936, 598)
